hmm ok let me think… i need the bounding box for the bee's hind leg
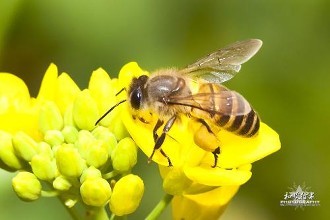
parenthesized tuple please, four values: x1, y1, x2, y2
(195, 118, 221, 168)
(211, 147, 220, 168)
(148, 115, 176, 166)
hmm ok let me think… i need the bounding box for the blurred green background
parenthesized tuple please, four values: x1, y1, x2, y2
(1, 0, 329, 219)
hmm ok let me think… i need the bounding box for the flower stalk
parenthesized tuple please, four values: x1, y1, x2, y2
(145, 193, 174, 220)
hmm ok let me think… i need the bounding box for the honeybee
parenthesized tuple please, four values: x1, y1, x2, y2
(96, 39, 263, 167)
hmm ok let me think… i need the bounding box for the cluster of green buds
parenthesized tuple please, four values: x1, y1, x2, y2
(0, 64, 144, 219)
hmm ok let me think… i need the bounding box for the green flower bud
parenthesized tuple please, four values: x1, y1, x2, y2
(63, 103, 75, 126)
(44, 130, 64, 146)
(53, 175, 72, 191)
(62, 125, 79, 144)
(55, 144, 86, 177)
(80, 177, 112, 206)
(109, 174, 144, 216)
(0, 131, 24, 170)
(72, 89, 99, 131)
(80, 166, 102, 183)
(12, 172, 42, 201)
(85, 140, 109, 168)
(31, 154, 58, 181)
(111, 137, 137, 172)
(37, 142, 53, 158)
(39, 101, 63, 134)
(12, 131, 38, 161)
(92, 126, 117, 155)
(109, 116, 130, 140)
(75, 130, 96, 159)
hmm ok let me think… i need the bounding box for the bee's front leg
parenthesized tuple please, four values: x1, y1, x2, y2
(148, 115, 176, 166)
(153, 119, 164, 141)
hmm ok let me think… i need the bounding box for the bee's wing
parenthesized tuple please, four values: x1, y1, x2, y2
(180, 39, 262, 84)
(166, 91, 251, 116)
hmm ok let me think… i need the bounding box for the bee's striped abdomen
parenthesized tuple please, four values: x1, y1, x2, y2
(195, 83, 260, 137)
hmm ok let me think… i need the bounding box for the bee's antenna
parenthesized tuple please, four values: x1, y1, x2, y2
(95, 88, 127, 126)
(115, 87, 126, 96)
(95, 100, 127, 125)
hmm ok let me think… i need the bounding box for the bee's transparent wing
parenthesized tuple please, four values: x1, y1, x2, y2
(166, 91, 251, 116)
(180, 39, 262, 84)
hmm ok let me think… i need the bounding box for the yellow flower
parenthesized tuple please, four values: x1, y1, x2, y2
(117, 62, 281, 219)
(0, 63, 150, 220)
(0, 62, 280, 219)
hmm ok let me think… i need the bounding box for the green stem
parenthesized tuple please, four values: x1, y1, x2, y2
(109, 213, 116, 220)
(41, 190, 60, 197)
(145, 193, 173, 220)
(57, 196, 81, 220)
(85, 206, 109, 220)
(103, 170, 119, 180)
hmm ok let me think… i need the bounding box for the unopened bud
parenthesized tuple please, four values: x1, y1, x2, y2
(12, 132, 38, 161)
(85, 140, 109, 168)
(63, 104, 75, 126)
(80, 166, 102, 183)
(55, 72, 80, 114)
(80, 177, 112, 206)
(109, 116, 129, 140)
(75, 130, 96, 158)
(62, 125, 79, 144)
(109, 174, 144, 216)
(12, 172, 42, 201)
(111, 137, 137, 172)
(72, 89, 99, 130)
(31, 154, 58, 181)
(38, 101, 63, 134)
(37, 142, 53, 158)
(55, 144, 86, 177)
(44, 130, 64, 146)
(53, 175, 72, 191)
(92, 126, 117, 155)
(0, 131, 24, 170)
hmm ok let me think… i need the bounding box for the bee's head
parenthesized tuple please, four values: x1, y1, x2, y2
(128, 75, 149, 110)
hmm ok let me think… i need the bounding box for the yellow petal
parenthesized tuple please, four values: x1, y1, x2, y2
(121, 107, 206, 166)
(118, 62, 149, 89)
(172, 185, 239, 220)
(200, 122, 281, 168)
(183, 164, 252, 186)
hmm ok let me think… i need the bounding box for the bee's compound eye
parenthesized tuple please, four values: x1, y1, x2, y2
(130, 88, 142, 109)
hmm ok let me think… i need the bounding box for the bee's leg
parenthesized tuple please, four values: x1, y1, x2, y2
(212, 147, 221, 168)
(138, 117, 150, 124)
(148, 115, 176, 166)
(160, 149, 173, 167)
(153, 119, 164, 141)
(195, 118, 221, 168)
